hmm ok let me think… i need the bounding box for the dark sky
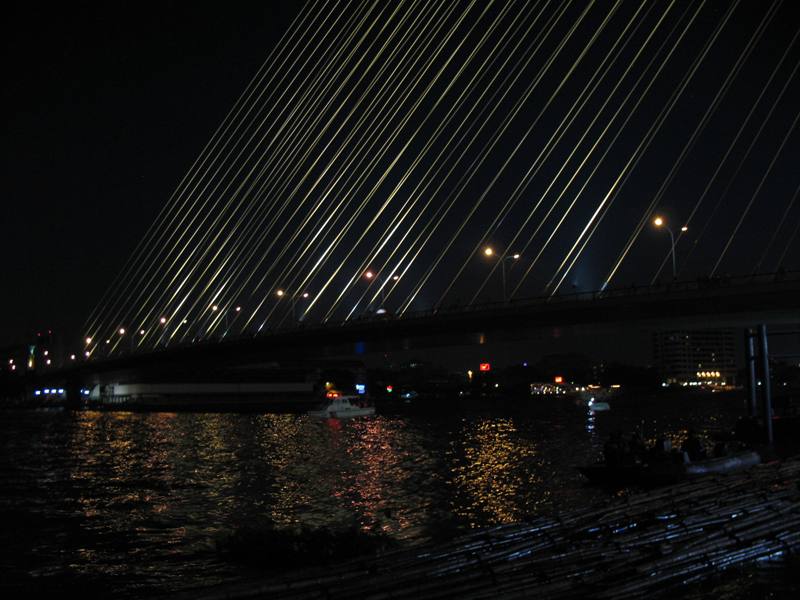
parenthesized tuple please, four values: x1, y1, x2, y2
(1, 1, 302, 346)
(3, 1, 800, 353)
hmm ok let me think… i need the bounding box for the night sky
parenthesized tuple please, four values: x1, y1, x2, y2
(3, 1, 800, 352)
(2, 1, 301, 346)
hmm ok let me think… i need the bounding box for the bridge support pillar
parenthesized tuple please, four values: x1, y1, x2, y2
(744, 329, 758, 418)
(757, 324, 773, 445)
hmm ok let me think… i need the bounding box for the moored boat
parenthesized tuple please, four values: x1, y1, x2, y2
(307, 392, 375, 418)
(578, 449, 761, 488)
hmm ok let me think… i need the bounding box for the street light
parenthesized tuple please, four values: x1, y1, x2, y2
(653, 216, 687, 279)
(276, 289, 310, 321)
(482, 247, 520, 303)
(363, 270, 398, 306)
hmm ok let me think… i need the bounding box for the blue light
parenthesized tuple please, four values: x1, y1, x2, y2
(57, 389, 65, 394)
(34, 390, 41, 396)
(44, 388, 50, 394)
(355, 384, 366, 394)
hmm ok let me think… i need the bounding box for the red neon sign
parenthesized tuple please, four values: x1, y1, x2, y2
(479, 363, 491, 372)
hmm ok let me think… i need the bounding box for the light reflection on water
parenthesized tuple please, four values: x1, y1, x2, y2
(0, 394, 743, 597)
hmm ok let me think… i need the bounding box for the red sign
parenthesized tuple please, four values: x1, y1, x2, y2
(479, 363, 491, 372)
(554, 375, 564, 384)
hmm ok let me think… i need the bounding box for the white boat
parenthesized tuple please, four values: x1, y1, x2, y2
(307, 394, 375, 418)
(587, 398, 611, 411)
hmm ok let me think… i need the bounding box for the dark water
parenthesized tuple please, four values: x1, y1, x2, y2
(0, 394, 743, 598)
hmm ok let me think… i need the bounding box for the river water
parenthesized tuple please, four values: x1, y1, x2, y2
(0, 393, 743, 598)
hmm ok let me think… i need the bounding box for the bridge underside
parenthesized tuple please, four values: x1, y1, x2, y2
(48, 276, 800, 387)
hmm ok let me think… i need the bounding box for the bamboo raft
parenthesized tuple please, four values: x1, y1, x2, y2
(182, 457, 800, 600)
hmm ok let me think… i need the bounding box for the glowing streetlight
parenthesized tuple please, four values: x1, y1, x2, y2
(276, 289, 310, 321)
(363, 270, 395, 305)
(85, 337, 92, 345)
(482, 247, 520, 302)
(118, 328, 126, 335)
(160, 316, 167, 324)
(211, 304, 219, 312)
(653, 216, 685, 279)
(139, 329, 146, 335)
(69, 354, 76, 360)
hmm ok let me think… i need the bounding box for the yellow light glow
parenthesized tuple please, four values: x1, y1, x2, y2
(653, 217, 664, 227)
(276, 289, 285, 297)
(483, 247, 494, 256)
(85, 337, 92, 345)
(365, 271, 374, 279)
(118, 328, 125, 335)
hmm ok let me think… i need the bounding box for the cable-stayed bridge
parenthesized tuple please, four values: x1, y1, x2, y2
(73, 0, 800, 368)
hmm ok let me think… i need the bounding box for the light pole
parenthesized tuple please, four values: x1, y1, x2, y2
(364, 270, 400, 307)
(276, 290, 310, 321)
(483, 247, 520, 303)
(653, 217, 687, 279)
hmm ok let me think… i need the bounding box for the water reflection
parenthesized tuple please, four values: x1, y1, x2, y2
(1, 395, 745, 597)
(450, 418, 539, 525)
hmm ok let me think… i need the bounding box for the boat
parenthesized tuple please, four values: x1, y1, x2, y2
(307, 392, 375, 418)
(587, 398, 610, 411)
(578, 450, 761, 488)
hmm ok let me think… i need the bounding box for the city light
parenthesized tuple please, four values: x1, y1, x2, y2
(365, 271, 374, 279)
(483, 246, 494, 256)
(235, 306, 241, 312)
(276, 289, 285, 296)
(139, 329, 146, 335)
(70, 354, 76, 360)
(85, 337, 92, 345)
(653, 216, 664, 227)
(302, 292, 309, 298)
(479, 363, 491, 371)
(211, 304, 219, 311)
(160, 316, 167, 324)
(119, 328, 126, 335)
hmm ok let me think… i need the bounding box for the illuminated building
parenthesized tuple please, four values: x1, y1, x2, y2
(653, 328, 736, 387)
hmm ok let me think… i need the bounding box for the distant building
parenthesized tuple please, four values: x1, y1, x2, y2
(653, 329, 737, 387)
